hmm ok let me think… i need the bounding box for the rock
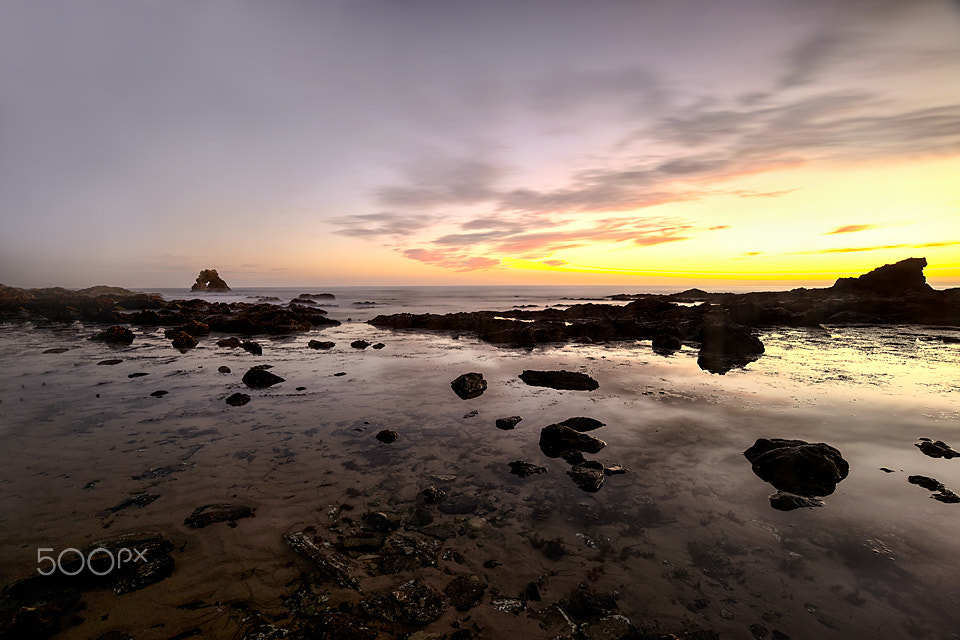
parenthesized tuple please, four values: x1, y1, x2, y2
(908, 475, 944, 491)
(284, 531, 361, 591)
(150, 390, 168, 397)
(769, 492, 824, 511)
(579, 615, 638, 640)
(217, 337, 241, 348)
(604, 465, 628, 475)
(190, 268, 231, 292)
(833, 257, 931, 295)
(89, 325, 135, 345)
(421, 486, 446, 504)
(43, 347, 70, 353)
(560, 588, 620, 622)
(915, 438, 960, 459)
(226, 393, 250, 407)
(652, 334, 682, 353)
(463, 409, 479, 418)
(308, 340, 335, 349)
(171, 331, 198, 350)
(933, 489, 960, 503)
(363, 511, 402, 532)
(372, 342, 385, 349)
(97, 359, 123, 365)
(697, 319, 764, 374)
(184, 504, 254, 528)
(558, 416, 605, 432)
(164, 319, 210, 337)
(519, 369, 599, 390)
(508, 461, 547, 478)
(376, 429, 400, 443)
(242, 367, 284, 388)
(744, 438, 849, 497)
(496, 416, 523, 430)
(451, 372, 487, 399)
(218, 365, 231, 373)
(299, 292, 336, 300)
(567, 461, 605, 492)
(444, 574, 486, 611)
(351, 340, 371, 349)
(539, 424, 606, 458)
(128, 372, 148, 378)
(363, 578, 446, 625)
(240, 340, 262, 355)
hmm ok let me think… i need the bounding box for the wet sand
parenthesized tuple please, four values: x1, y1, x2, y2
(2, 318, 960, 639)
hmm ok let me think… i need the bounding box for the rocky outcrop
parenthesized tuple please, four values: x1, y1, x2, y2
(833, 257, 931, 295)
(190, 269, 231, 292)
(744, 438, 849, 497)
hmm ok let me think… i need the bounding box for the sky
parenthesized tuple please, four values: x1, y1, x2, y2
(1, 0, 959, 289)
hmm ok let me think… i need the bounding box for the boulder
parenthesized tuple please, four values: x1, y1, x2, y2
(225, 393, 250, 406)
(508, 461, 547, 478)
(652, 333, 682, 353)
(539, 424, 606, 458)
(363, 578, 446, 625)
(558, 416, 605, 432)
(376, 429, 400, 443)
(183, 504, 254, 528)
(915, 438, 960, 459)
(170, 331, 197, 350)
(697, 319, 764, 374)
(217, 337, 241, 348)
(190, 269, 231, 292)
(567, 461, 605, 492)
(744, 438, 849, 497)
(308, 340, 335, 349)
(519, 370, 599, 390)
(351, 340, 371, 349)
(496, 416, 523, 430)
(451, 372, 487, 399)
(89, 326, 135, 345)
(241, 341, 262, 355)
(241, 367, 285, 388)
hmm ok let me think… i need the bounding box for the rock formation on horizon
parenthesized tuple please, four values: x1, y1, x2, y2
(191, 269, 231, 292)
(832, 257, 931, 295)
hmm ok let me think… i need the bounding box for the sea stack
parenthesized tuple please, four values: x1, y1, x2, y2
(191, 269, 231, 292)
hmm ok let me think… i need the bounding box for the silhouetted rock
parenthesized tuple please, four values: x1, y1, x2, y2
(539, 424, 606, 458)
(363, 578, 446, 625)
(241, 340, 262, 355)
(164, 319, 209, 337)
(833, 257, 931, 295)
(218, 365, 231, 373)
(908, 475, 944, 491)
(744, 438, 849, 497)
(508, 461, 547, 478)
(915, 438, 960, 459)
(308, 340, 335, 349)
(376, 429, 399, 443)
(519, 370, 599, 390)
(558, 416, 605, 432)
(351, 340, 371, 349)
(451, 372, 487, 399)
(299, 292, 336, 300)
(242, 367, 284, 388)
(496, 416, 523, 430)
(190, 268, 231, 292)
(652, 333, 682, 353)
(769, 492, 824, 511)
(184, 504, 253, 528)
(568, 461, 605, 492)
(372, 342, 385, 349)
(226, 393, 250, 406)
(89, 326, 134, 345)
(170, 331, 198, 350)
(697, 318, 764, 374)
(217, 337, 241, 348)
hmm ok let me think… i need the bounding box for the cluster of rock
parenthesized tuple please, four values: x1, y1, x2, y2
(369, 258, 958, 374)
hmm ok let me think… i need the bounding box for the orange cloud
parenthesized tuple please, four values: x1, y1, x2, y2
(826, 224, 875, 235)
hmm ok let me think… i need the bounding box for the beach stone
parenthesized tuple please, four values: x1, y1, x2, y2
(97, 359, 123, 365)
(226, 392, 250, 407)
(496, 416, 522, 430)
(744, 438, 849, 497)
(170, 331, 198, 350)
(218, 365, 231, 373)
(445, 574, 486, 611)
(604, 465, 628, 475)
(372, 342, 386, 349)
(908, 475, 944, 491)
(43, 347, 70, 353)
(421, 486, 446, 504)
(128, 372, 148, 378)
(242, 367, 285, 388)
(150, 390, 168, 397)
(463, 409, 479, 418)
(769, 492, 824, 511)
(89, 325, 135, 345)
(508, 461, 547, 478)
(451, 372, 487, 399)
(567, 461, 605, 493)
(363, 578, 445, 625)
(240, 340, 262, 355)
(519, 369, 599, 391)
(539, 424, 606, 458)
(217, 337, 240, 348)
(915, 438, 960, 459)
(184, 504, 254, 528)
(376, 429, 400, 443)
(308, 340, 335, 349)
(351, 340, 371, 349)
(558, 416, 605, 432)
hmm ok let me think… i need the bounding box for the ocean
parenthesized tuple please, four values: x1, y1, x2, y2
(1, 286, 958, 639)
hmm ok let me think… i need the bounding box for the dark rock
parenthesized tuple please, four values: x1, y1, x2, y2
(508, 461, 547, 478)
(652, 333, 682, 353)
(308, 340, 335, 349)
(604, 465, 629, 475)
(579, 615, 638, 640)
(372, 342, 385, 349)
(539, 423, 606, 458)
(363, 578, 446, 625)
(445, 574, 486, 611)
(560, 588, 620, 622)
(150, 390, 168, 397)
(744, 438, 849, 497)
(190, 268, 231, 292)
(558, 416, 605, 432)
(567, 461, 605, 492)
(164, 319, 210, 337)
(284, 531, 361, 591)
(351, 340, 371, 349)
(184, 504, 254, 528)
(496, 416, 523, 430)
(697, 319, 764, 374)
(217, 365, 231, 373)
(103, 493, 160, 514)
(519, 369, 599, 390)
(240, 341, 262, 355)
(43, 347, 70, 354)
(242, 367, 284, 388)
(226, 393, 251, 407)
(909, 475, 944, 491)
(463, 409, 479, 418)
(451, 372, 487, 399)
(217, 337, 241, 348)
(89, 326, 135, 345)
(915, 438, 960, 459)
(932, 489, 960, 503)
(299, 292, 336, 300)
(363, 511, 402, 532)
(128, 372, 148, 378)
(769, 492, 824, 511)
(376, 429, 399, 443)
(171, 331, 198, 350)
(97, 359, 123, 365)
(334, 372, 347, 376)
(833, 257, 931, 295)
(421, 486, 446, 504)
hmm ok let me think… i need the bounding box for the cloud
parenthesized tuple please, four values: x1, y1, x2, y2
(542, 259, 567, 266)
(375, 158, 502, 209)
(332, 212, 437, 238)
(826, 224, 875, 235)
(403, 248, 500, 271)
